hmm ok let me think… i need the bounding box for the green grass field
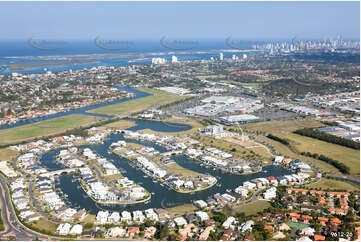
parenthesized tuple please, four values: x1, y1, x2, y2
(245, 120, 360, 177)
(0, 115, 103, 145)
(306, 178, 359, 192)
(88, 88, 184, 116)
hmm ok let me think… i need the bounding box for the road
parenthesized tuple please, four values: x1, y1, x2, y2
(0, 174, 63, 240)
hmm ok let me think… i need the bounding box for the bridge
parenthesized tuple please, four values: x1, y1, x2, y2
(40, 168, 77, 177)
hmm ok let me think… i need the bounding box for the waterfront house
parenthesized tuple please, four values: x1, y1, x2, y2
(193, 200, 208, 209)
(184, 180, 194, 189)
(144, 209, 159, 221)
(96, 211, 109, 224)
(133, 210, 145, 223)
(243, 181, 256, 190)
(73, 209, 87, 220)
(121, 211, 132, 222)
(221, 193, 236, 203)
(155, 208, 170, 220)
(108, 212, 120, 223)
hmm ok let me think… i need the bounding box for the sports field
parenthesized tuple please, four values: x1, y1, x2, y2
(0, 115, 103, 145)
(88, 88, 184, 116)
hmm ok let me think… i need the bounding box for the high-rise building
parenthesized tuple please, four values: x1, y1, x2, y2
(152, 57, 167, 64)
(219, 53, 224, 61)
(171, 56, 178, 63)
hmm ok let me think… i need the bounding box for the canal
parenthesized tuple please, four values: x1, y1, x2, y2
(38, 118, 291, 214)
(0, 87, 151, 130)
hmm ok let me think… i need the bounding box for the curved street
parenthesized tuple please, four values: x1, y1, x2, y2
(0, 174, 64, 240)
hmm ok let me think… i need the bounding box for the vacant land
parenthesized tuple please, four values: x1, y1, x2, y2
(255, 136, 340, 174)
(195, 135, 266, 162)
(29, 217, 58, 234)
(164, 162, 203, 178)
(231, 200, 271, 216)
(0, 148, 19, 160)
(306, 178, 359, 192)
(245, 120, 360, 177)
(89, 88, 184, 116)
(0, 115, 103, 145)
(165, 204, 197, 217)
(222, 135, 273, 159)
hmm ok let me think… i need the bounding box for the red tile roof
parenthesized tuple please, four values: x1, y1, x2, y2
(314, 234, 325, 241)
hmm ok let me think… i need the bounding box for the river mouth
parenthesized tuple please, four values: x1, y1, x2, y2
(39, 119, 291, 214)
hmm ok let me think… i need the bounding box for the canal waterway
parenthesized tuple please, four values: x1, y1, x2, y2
(0, 87, 151, 130)
(38, 119, 291, 214)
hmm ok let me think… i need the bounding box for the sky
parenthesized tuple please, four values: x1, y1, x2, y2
(0, 1, 359, 40)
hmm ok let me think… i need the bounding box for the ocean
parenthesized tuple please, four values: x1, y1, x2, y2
(0, 39, 257, 74)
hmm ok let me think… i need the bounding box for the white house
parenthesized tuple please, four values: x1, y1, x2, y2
(173, 216, 188, 226)
(96, 211, 109, 224)
(184, 181, 194, 189)
(56, 223, 71, 235)
(121, 211, 132, 222)
(243, 181, 256, 190)
(108, 212, 120, 223)
(194, 200, 208, 209)
(223, 216, 236, 229)
(263, 187, 277, 200)
(133, 210, 145, 223)
(69, 224, 83, 235)
(195, 211, 209, 221)
(235, 187, 248, 197)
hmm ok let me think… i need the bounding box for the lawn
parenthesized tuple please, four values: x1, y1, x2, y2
(0, 115, 104, 145)
(245, 120, 360, 177)
(306, 178, 359, 192)
(231, 200, 271, 216)
(88, 88, 185, 116)
(0, 148, 19, 160)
